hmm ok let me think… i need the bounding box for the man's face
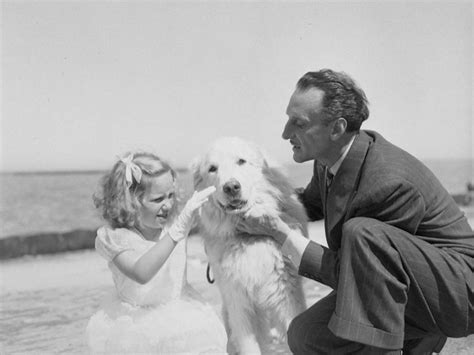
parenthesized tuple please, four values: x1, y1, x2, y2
(283, 88, 334, 164)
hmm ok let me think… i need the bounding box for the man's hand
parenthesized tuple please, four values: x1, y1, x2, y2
(236, 211, 292, 245)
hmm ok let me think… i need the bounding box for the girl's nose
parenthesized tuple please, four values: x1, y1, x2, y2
(162, 199, 173, 212)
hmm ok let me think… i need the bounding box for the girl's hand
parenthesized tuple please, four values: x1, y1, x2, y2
(168, 186, 216, 242)
(184, 186, 216, 212)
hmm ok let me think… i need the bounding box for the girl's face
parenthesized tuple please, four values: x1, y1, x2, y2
(138, 171, 176, 233)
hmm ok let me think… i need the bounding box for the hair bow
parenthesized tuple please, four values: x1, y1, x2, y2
(120, 154, 142, 188)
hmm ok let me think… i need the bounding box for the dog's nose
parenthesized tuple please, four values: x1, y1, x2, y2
(223, 179, 241, 196)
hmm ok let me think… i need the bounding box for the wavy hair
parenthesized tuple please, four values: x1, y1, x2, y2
(296, 69, 369, 132)
(93, 152, 177, 229)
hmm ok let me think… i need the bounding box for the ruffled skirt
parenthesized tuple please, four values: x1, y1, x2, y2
(86, 292, 227, 354)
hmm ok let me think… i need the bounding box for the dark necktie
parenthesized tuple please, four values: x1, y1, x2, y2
(326, 168, 334, 190)
(324, 168, 333, 218)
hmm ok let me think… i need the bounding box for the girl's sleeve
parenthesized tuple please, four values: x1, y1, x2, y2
(95, 226, 135, 261)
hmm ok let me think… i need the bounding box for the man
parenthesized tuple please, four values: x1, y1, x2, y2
(239, 69, 474, 354)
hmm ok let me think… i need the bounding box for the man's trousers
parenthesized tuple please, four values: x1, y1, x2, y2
(288, 217, 474, 354)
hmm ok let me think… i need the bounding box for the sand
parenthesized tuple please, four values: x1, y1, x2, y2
(1, 221, 474, 354)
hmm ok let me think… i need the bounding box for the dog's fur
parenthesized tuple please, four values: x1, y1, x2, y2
(192, 137, 308, 354)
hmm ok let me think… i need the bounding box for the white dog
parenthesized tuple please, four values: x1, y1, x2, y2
(192, 137, 308, 354)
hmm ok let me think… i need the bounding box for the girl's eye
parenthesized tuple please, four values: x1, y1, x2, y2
(208, 165, 218, 173)
(237, 158, 246, 165)
(153, 197, 164, 203)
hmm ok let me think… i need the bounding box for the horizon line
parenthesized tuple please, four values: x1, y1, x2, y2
(1, 157, 473, 175)
(0, 167, 190, 175)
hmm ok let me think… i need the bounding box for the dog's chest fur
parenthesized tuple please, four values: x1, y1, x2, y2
(202, 230, 290, 286)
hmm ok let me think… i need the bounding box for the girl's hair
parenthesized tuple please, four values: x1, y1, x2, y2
(94, 152, 177, 229)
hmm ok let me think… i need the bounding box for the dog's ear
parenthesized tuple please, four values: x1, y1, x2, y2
(189, 156, 204, 189)
(259, 147, 293, 195)
(258, 146, 281, 170)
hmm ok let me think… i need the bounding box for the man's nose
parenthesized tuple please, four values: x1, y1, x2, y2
(282, 121, 292, 140)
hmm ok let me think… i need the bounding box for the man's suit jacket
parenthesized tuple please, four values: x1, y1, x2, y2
(298, 130, 474, 287)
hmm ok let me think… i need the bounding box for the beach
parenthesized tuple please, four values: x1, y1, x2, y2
(0, 222, 327, 354)
(2, 221, 474, 354)
(1, 163, 473, 353)
(3, 1, 473, 353)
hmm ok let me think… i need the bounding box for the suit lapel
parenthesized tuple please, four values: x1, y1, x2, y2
(326, 131, 372, 236)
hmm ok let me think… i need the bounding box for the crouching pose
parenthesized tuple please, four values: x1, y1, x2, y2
(239, 69, 474, 354)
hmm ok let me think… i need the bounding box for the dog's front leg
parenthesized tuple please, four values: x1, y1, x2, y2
(221, 288, 261, 355)
(221, 304, 238, 355)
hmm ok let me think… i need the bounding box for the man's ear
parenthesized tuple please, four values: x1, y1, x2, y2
(330, 117, 347, 140)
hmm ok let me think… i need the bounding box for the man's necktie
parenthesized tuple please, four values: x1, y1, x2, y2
(326, 168, 334, 190)
(324, 168, 333, 218)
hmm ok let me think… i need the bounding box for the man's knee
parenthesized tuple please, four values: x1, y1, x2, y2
(342, 217, 387, 248)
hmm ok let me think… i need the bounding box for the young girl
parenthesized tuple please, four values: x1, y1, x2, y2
(86, 152, 227, 353)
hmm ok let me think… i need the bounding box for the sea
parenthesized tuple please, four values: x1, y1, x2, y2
(0, 159, 473, 239)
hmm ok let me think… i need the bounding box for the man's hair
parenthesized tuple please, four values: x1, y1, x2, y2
(296, 69, 369, 132)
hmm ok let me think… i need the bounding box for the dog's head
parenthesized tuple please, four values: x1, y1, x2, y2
(192, 137, 279, 216)
(192, 136, 309, 239)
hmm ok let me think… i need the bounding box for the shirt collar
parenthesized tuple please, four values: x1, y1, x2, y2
(328, 134, 356, 176)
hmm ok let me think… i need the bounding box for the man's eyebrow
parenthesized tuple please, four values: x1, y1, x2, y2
(293, 116, 309, 122)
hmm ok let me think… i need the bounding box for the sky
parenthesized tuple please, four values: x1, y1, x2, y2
(1, 1, 473, 172)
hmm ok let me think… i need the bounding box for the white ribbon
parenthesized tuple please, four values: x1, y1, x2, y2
(120, 154, 143, 188)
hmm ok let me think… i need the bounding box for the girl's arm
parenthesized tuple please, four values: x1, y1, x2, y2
(113, 234, 177, 284)
(111, 186, 216, 284)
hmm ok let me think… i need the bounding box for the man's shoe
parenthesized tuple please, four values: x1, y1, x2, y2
(403, 335, 447, 354)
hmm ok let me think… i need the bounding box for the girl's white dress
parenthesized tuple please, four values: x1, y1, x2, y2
(86, 226, 227, 354)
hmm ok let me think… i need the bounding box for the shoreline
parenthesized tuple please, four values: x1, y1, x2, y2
(1, 208, 473, 260)
(2, 223, 473, 354)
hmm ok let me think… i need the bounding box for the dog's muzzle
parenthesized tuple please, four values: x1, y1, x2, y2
(216, 196, 248, 213)
(217, 199, 247, 212)
(217, 179, 249, 213)
(223, 178, 241, 197)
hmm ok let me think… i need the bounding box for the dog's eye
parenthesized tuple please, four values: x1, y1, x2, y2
(237, 158, 246, 166)
(208, 165, 218, 173)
